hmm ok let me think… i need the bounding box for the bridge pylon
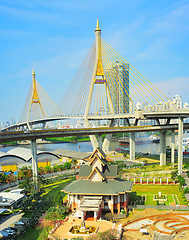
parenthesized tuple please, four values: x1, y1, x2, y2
(26, 69, 45, 130)
(19, 69, 58, 130)
(84, 20, 115, 152)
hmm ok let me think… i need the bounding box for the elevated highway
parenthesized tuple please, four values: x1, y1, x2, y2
(3, 109, 189, 132)
(1, 123, 189, 145)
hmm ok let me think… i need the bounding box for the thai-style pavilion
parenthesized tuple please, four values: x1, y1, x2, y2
(62, 147, 133, 221)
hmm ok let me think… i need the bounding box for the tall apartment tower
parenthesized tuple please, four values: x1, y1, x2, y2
(106, 61, 129, 119)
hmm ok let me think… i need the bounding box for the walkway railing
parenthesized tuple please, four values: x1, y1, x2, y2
(126, 177, 175, 185)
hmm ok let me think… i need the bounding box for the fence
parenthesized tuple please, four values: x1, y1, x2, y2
(128, 205, 189, 211)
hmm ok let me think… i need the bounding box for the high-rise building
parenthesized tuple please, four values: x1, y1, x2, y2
(106, 61, 129, 116)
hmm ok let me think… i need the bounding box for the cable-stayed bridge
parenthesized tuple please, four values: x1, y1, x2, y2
(1, 20, 189, 182)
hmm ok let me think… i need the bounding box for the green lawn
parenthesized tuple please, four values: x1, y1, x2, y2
(18, 227, 41, 240)
(42, 178, 72, 201)
(130, 185, 188, 205)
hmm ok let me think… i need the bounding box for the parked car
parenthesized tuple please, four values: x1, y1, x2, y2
(14, 221, 25, 226)
(5, 227, 17, 232)
(3, 228, 16, 236)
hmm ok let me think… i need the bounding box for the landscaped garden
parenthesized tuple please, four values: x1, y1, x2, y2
(129, 185, 188, 206)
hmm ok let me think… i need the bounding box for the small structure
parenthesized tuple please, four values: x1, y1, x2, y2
(0, 190, 25, 209)
(62, 147, 133, 221)
(52, 149, 91, 165)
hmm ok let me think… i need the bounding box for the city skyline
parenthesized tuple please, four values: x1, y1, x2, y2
(0, 0, 189, 123)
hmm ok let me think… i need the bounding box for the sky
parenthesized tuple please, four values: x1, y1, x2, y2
(0, 0, 189, 123)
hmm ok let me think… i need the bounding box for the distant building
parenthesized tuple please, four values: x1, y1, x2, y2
(171, 95, 183, 109)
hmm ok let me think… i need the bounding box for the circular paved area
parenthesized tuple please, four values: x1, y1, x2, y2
(124, 212, 189, 239)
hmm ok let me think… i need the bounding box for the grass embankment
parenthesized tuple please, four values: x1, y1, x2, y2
(123, 163, 174, 177)
(130, 185, 187, 205)
(45, 136, 90, 142)
(18, 179, 72, 240)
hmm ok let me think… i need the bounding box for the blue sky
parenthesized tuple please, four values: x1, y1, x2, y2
(0, 0, 189, 123)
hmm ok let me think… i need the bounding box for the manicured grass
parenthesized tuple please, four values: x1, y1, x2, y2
(130, 185, 187, 205)
(22, 212, 33, 218)
(167, 195, 174, 204)
(18, 227, 40, 240)
(42, 178, 72, 201)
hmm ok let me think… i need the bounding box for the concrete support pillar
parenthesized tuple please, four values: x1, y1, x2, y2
(178, 117, 183, 175)
(42, 122, 46, 130)
(160, 131, 166, 165)
(98, 135, 102, 148)
(102, 119, 115, 152)
(163, 131, 167, 165)
(84, 119, 98, 151)
(31, 139, 38, 190)
(130, 132, 135, 161)
(171, 130, 175, 167)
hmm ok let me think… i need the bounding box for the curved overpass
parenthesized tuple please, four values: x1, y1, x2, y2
(1, 123, 189, 144)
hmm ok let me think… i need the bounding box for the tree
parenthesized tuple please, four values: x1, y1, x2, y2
(44, 165, 52, 173)
(63, 162, 71, 170)
(177, 175, 185, 186)
(53, 191, 64, 206)
(171, 169, 178, 181)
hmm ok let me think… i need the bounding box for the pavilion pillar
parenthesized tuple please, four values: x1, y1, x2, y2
(130, 132, 135, 161)
(117, 195, 120, 214)
(75, 195, 78, 209)
(81, 211, 84, 221)
(160, 178, 162, 185)
(178, 117, 183, 175)
(147, 178, 148, 185)
(111, 195, 114, 214)
(171, 130, 175, 167)
(30, 139, 38, 190)
(94, 211, 97, 221)
(153, 178, 155, 184)
(71, 195, 75, 212)
(124, 193, 127, 212)
(167, 178, 169, 185)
